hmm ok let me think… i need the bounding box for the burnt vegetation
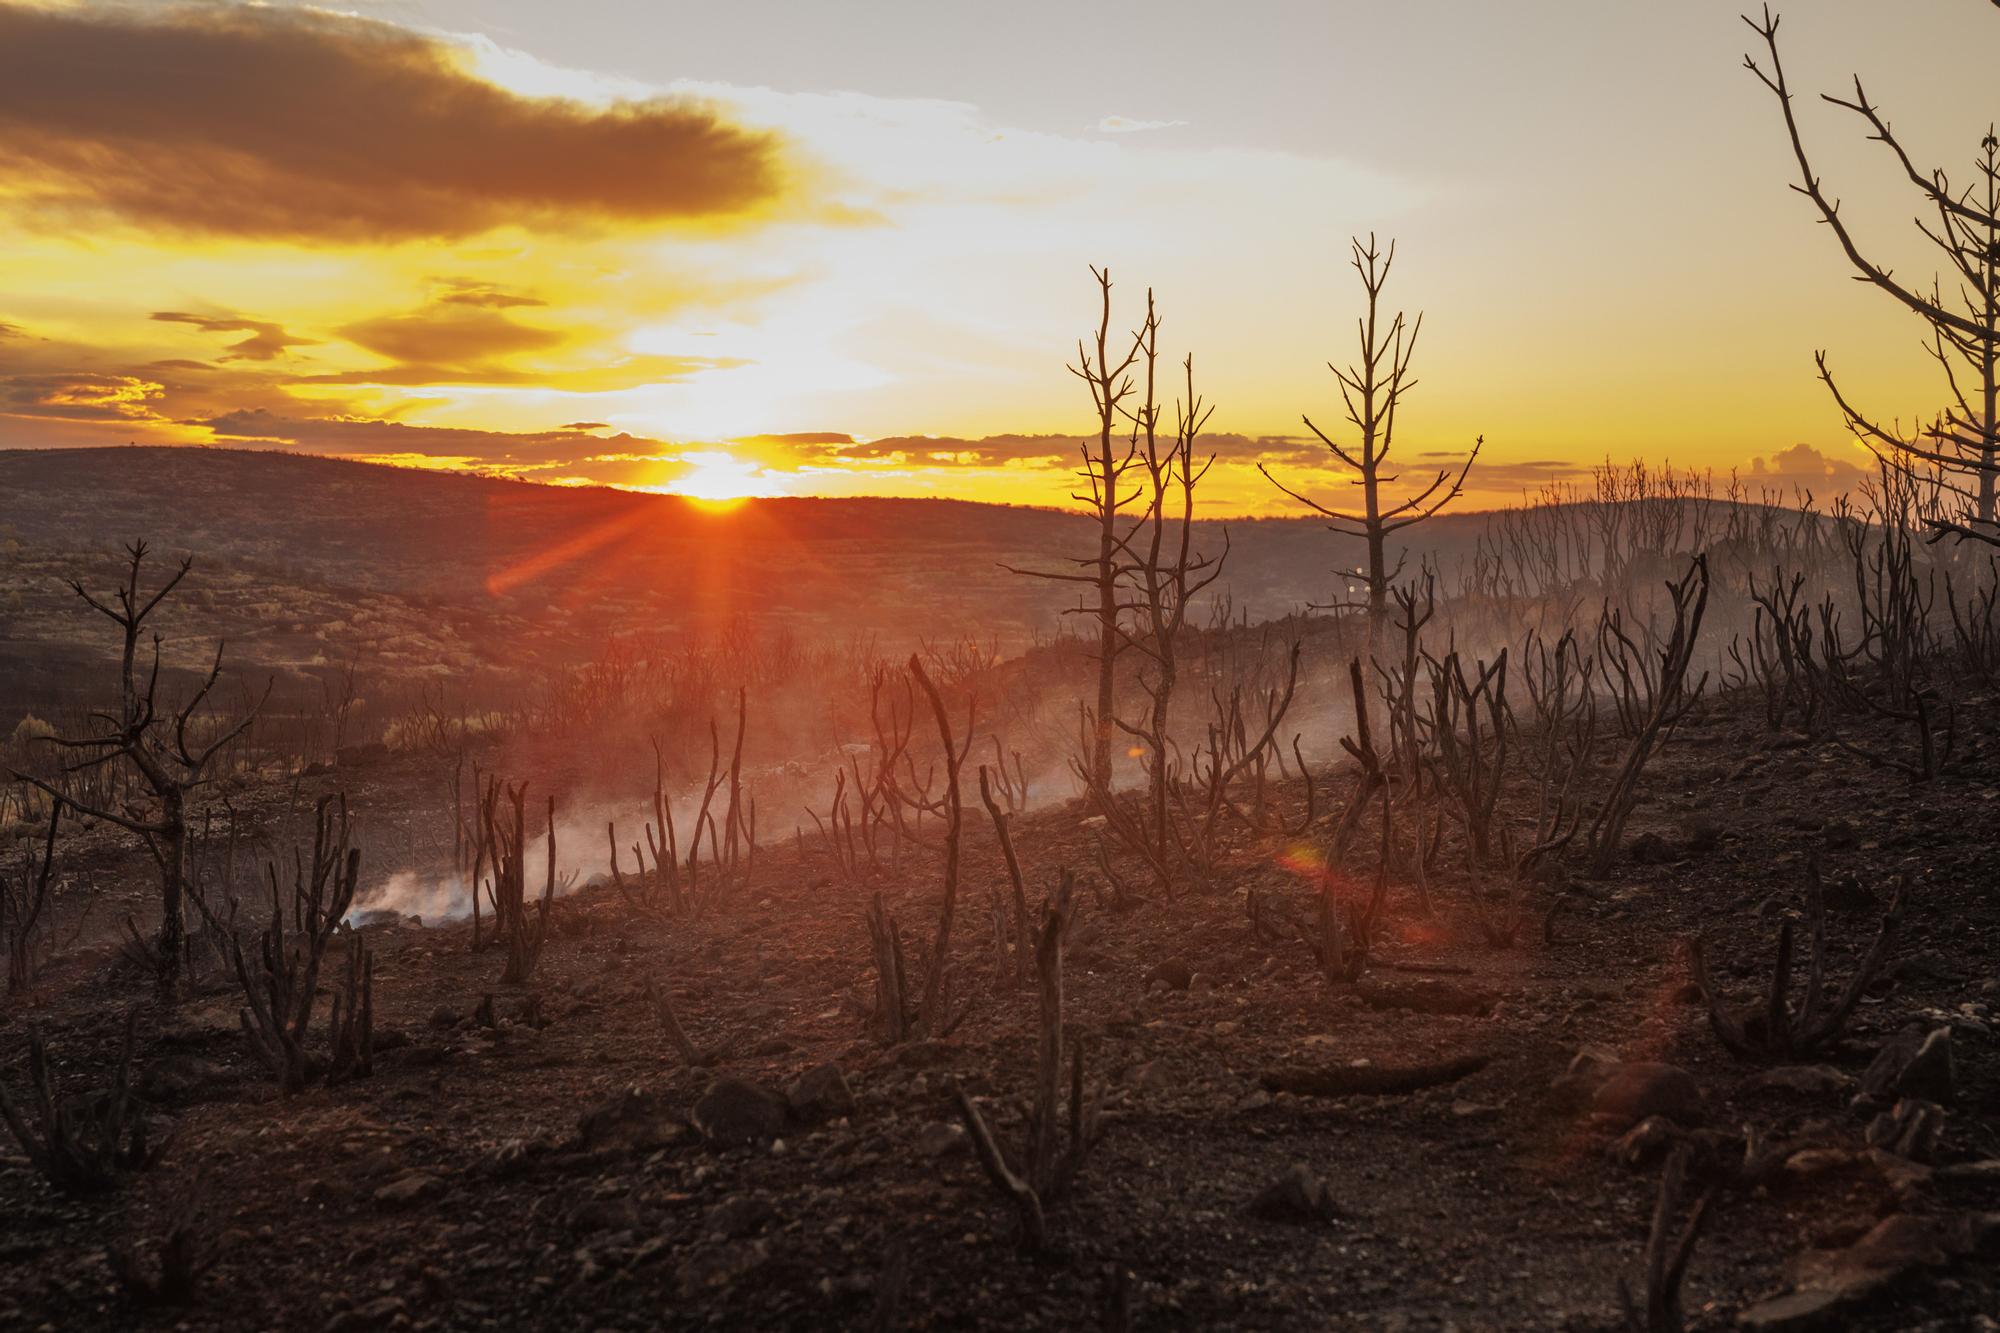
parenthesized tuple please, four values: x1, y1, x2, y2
(4, 16, 2000, 1328)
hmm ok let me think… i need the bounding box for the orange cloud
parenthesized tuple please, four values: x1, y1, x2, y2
(0, 371, 164, 422)
(0, 3, 788, 242)
(432, 280, 549, 310)
(150, 311, 317, 362)
(338, 305, 566, 369)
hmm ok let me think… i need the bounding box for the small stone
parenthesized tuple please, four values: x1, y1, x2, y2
(1590, 1062, 1704, 1129)
(785, 1063, 855, 1124)
(914, 1121, 967, 1158)
(1860, 1026, 1954, 1104)
(691, 1077, 789, 1147)
(374, 1171, 442, 1210)
(1782, 1148, 1858, 1181)
(703, 1194, 779, 1239)
(1735, 1289, 1846, 1331)
(1628, 831, 1674, 865)
(476, 1138, 538, 1177)
(1249, 1164, 1336, 1223)
(1213, 1020, 1241, 1037)
(1679, 819, 1722, 855)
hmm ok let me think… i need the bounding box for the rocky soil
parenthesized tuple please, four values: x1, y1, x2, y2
(0, 687, 1996, 1331)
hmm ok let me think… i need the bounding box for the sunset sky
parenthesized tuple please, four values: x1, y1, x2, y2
(1, 0, 1995, 512)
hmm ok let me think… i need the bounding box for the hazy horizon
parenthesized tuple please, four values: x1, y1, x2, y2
(1, 0, 1990, 513)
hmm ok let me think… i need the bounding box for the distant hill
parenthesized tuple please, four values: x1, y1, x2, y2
(0, 444, 1501, 636)
(4, 446, 1472, 715)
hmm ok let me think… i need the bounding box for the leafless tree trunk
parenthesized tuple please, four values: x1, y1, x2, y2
(8, 542, 265, 999)
(1006, 267, 1143, 789)
(1260, 236, 1481, 639)
(1113, 325, 1226, 888)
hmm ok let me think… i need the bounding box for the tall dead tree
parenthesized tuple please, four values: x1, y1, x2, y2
(8, 543, 264, 997)
(1260, 236, 1482, 637)
(1007, 267, 1143, 789)
(1745, 7, 2000, 543)
(1113, 314, 1227, 887)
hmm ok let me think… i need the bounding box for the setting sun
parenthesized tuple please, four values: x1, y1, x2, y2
(9, 3, 2000, 1328)
(667, 449, 770, 504)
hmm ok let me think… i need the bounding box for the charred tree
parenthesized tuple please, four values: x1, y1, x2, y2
(8, 543, 265, 998)
(1260, 236, 1482, 638)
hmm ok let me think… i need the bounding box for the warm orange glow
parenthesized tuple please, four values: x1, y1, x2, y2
(670, 450, 767, 504)
(4, 2, 1994, 510)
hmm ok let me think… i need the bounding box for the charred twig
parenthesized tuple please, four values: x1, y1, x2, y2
(643, 973, 726, 1067)
(109, 1209, 215, 1308)
(1688, 861, 1909, 1061)
(1617, 1144, 1718, 1333)
(1, 796, 63, 993)
(229, 797, 362, 1093)
(0, 1009, 165, 1193)
(952, 871, 1099, 1250)
(978, 765, 1032, 987)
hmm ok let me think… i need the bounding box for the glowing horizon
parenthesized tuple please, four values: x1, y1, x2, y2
(1, 0, 1992, 515)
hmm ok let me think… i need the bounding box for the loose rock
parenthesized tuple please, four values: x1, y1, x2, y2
(1590, 1062, 1704, 1129)
(691, 1077, 790, 1147)
(786, 1063, 856, 1124)
(1249, 1164, 1337, 1223)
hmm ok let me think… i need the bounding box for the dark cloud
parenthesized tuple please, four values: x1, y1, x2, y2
(0, 322, 371, 432)
(0, 371, 165, 422)
(200, 408, 637, 470)
(338, 305, 564, 369)
(433, 280, 549, 310)
(0, 3, 787, 241)
(151, 311, 317, 362)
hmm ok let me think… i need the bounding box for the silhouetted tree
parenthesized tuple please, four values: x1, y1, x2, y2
(1113, 316, 1226, 886)
(7, 542, 264, 998)
(1260, 235, 1481, 636)
(1007, 267, 1144, 788)
(1745, 6, 2000, 543)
